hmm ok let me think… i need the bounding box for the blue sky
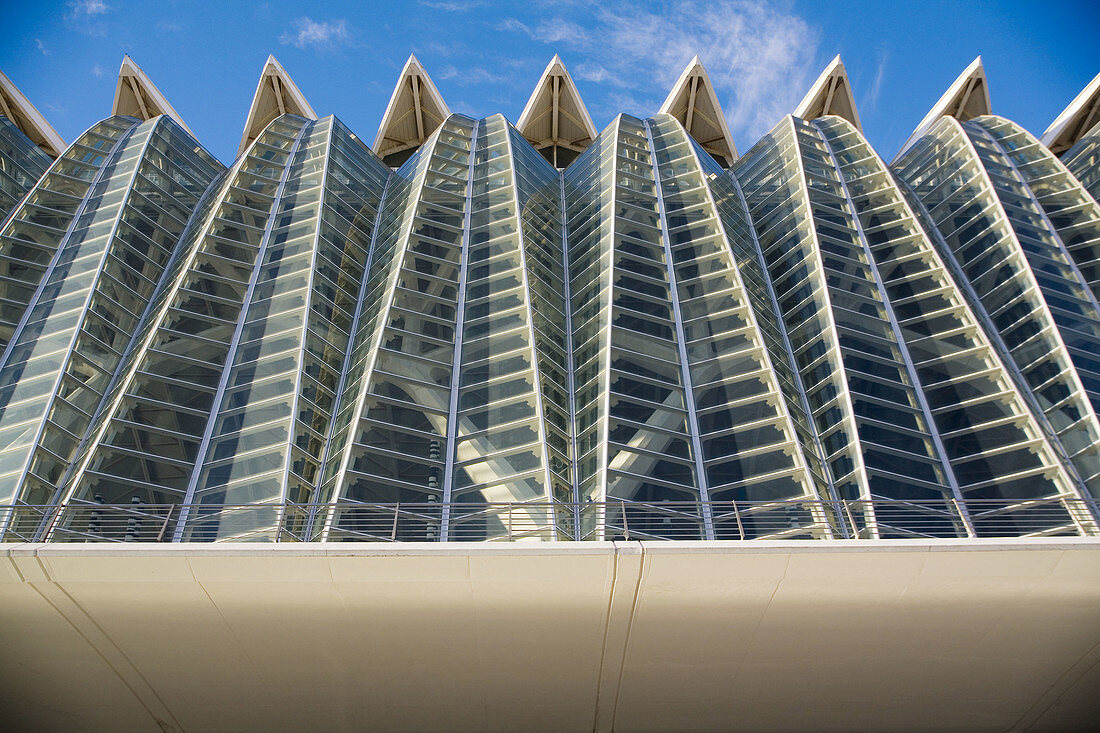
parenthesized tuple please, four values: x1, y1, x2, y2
(2, 0, 1098, 165)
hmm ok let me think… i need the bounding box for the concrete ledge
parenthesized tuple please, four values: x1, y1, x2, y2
(3, 540, 1098, 732)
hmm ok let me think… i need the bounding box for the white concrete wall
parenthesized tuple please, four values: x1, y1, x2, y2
(3, 539, 1099, 732)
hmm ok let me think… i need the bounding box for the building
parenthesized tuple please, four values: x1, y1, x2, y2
(0, 53, 1098, 732)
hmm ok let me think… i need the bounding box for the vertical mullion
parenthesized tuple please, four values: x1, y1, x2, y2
(439, 119, 479, 541)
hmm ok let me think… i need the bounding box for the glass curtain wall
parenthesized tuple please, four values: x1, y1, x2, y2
(318, 115, 481, 540)
(895, 116, 1100, 502)
(49, 115, 314, 538)
(0, 115, 222, 538)
(734, 116, 965, 537)
(0, 116, 136, 349)
(815, 116, 1093, 535)
(1061, 121, 1100, 203)
(0, 116, 52, 223)
(318, 114, 572, 541)
(178, 117, 389, 541)
(0, 98, 1097, 543)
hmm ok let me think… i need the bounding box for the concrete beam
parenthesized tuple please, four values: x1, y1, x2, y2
(2, 540, 1098, 732)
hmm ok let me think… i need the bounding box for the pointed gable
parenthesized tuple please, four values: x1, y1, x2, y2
(659, 56, 737, 166)
(517, 55, 598, 169)
(1042, 71, 1100, 156)
(238, 55, 317, 157)
(896, 57, 991, 159)
(373, 55, 450, 168)
(112, 55, 194, 137)
(0, 68, 65, 158)
(794, 55, 861, 131)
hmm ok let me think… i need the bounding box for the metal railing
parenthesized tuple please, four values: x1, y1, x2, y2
(0, 496, 1096, 543)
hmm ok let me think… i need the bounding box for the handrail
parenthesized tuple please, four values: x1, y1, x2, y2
(0, 497, 1095, 543)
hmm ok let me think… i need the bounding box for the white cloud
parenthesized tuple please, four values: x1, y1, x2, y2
(91, 64, 104, 78)
(35, 39, 49, 55)
(502, 0, 821, 147)
(439, 65, 509, 86)
(419, 0, 486, 10)
(65, 0, 111, 34)
(497, 18, 530, 35)
(575, 63, 625, 87)
(865, 49, 887, 111)
(68, 0, 109, 17)
(279, 17, 353, 51)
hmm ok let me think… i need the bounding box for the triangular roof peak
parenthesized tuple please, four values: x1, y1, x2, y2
(659, 55, 738, 166)
(794, 55, 861, 131)
(517, 55, 598, 168)
(1041, 70, 1100, 156)
(373, 55, 451, 168)
(238, 55, 317, 157)
(0, 68, 65, 158)
(112, 55, 194, 138)
(896, 56, 990, 159)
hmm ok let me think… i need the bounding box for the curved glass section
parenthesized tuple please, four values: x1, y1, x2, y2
(1061, 121, 1100, 205)
(816, 115, 1092, 535)
(49, 115, 312, 539)
(894, 115, 1100, 502)
(319, 115, 478, 540)
(0, 116, 52, 223)
(0, 116, 137, 350)
(179, 117, 390, 541)
(0, 94, 1093, 543)
(975, 117, 1100, 306)
(648, 114, 836, 539)
(0, 115, 223, 537)
(734, 116, 965, 537)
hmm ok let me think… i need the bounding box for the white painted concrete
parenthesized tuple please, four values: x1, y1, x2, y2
(2, 539, 1098, 732)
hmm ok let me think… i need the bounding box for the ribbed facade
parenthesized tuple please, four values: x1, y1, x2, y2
(0, 55, 1098, 542)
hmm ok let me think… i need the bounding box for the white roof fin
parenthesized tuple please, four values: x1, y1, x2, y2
(794, 55, 862, 132)
(517, 55, 598, 167)
(1041, 70, 1100, 156)
(238, 55, 317, 157)
(0, 68, 66, 158)
(896, 57, 991, 160)
(372, 55, 451, 167)
(659, 55, 738, 165)
(112, 55, 195, 137)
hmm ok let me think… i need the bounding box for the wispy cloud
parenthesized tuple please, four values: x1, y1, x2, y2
(439, 65, 509, 86)
(499, 16, 589, 45)
(575, 62, 626, 87)
(419, 0, 485, 10)
(156, 19, 182, 34)
(65, 0, 111, 35)
(91, 64, 104, 78)
(35, 39, 49, 56)
(499, 0, 821, 146)
(279, 17, 353, 51)
(68, 0, 109, 17)
(864, 49, 887, 112)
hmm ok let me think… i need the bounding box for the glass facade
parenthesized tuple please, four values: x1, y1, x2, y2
(0, 116, 52, 224)
(0, 59, 1098, 542)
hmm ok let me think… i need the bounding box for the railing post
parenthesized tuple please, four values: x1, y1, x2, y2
(731, 500, 745, 541)
(125, 495, 141, 542)
(621, 500, 629, 540)
(391, 502, 400, 542)
(949, 496, 976, 538)
(842, 500, 860, 539)
(507, 504, 513, 541)
(157, 504, 175, 543)
(89, 492, 104, 537)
